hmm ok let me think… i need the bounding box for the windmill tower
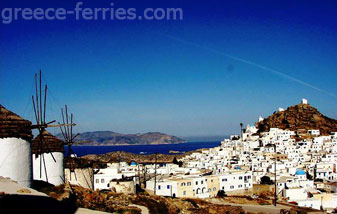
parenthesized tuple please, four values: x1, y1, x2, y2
(0, 105, 33, 187)
(60, 105, 94, 190)
(59, 105, 79, 178)
(59, 105, 79, 160)
(30, 70, 75, 185)
(32, 130, 65, 186)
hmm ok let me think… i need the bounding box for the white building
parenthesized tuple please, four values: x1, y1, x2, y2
(308, 130, 320, 136)
(94, 163, 136, 190)
(147, 179, 178, 197)
(192, 176, 209, 198)
(219, 171, 252, 192)
(283, 187, 307, 201)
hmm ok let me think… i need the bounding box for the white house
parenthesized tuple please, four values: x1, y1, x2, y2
(283, 187, 307, 201)
(147, 179, 178, 197)
(308, 130, 320, 136)
(218, 171, 252, 193)
(94, 163, 136, 190)
(192, 176, 209, 198)
(297, 198, 321, 210)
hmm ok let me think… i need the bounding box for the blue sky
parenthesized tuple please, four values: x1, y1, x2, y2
(1, 0, 337, 138)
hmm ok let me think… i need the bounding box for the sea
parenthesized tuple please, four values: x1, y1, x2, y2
(66, 141, 221, 157)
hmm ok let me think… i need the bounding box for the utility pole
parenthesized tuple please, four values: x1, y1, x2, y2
(137, 163, 140, 187)
(143, 164, 147, 188)
(154, 153, 158, 195)
(240, 123, 243, 140)
(273, 144, 277, 207)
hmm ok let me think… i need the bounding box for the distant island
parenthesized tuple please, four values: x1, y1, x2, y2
(57, 131, 186, 146)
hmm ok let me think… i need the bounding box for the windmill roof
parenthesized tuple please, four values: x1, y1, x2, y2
(32, 130, 65, 154)
(0, 105, 33, 141)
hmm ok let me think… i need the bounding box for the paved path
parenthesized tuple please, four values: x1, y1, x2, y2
(208, 198, 290, 214)
(129, 204, 150, 214)
(76, 208, 110, 214)
(76, 204, 149, 214)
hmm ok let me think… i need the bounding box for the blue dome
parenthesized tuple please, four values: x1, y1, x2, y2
(234, 166, 241, 170)
(295, 169, 306, 175)
(131, 162, 137, 166)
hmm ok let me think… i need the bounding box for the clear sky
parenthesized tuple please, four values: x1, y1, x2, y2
(1, 0, 337, 138)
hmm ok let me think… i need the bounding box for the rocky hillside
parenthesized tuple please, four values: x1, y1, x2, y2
(81, 150, 204, 164)
(58, 131, 186, 146)
(257, 103, 337, 135)
(44, 184, 246, 214)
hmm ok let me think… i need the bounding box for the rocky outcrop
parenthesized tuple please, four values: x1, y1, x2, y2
(257, 103, 337, 135)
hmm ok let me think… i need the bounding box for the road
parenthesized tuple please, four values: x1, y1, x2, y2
(208, 198, 290, 214)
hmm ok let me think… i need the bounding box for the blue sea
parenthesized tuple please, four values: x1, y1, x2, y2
(67, 141, 221, 157)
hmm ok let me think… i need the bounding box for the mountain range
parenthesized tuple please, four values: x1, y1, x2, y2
(57, 131, 186, 146)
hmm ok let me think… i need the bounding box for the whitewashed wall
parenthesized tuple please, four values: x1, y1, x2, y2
(33, 152, 64, 186)
(0, 138, 32, 187)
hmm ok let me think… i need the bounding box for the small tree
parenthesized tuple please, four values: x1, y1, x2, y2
(306, 171, 313, 180)
(260, 176, 274, 185)
(217, 190, 227, 197)
(173, 157, 179, 165)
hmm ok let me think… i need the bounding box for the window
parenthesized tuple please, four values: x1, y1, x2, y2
(211, 179, 213, 183)
(158, 185, 161, 190)
(181, 182, 186, 186)
(196, 181, 198, 185)
(187, 182, 191, 186)
(201, 181, 204, 184)
(167, 185, 170, 189)
(230, 185, 234, 189)
(183, 191, 186, 195)
(239, 176, 243, 180)
(213, 187, 216, 191)
(101, 179, 104, 183)
(208, 188, 211, 192)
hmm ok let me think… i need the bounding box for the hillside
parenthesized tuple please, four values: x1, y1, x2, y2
(257, 103, 337, 135)
(57, 131, 186, 146)
(81, 149, 207, 164)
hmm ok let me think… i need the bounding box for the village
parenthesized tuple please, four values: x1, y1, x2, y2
(1, 80, 337, 213)
(62, 99, 337, 213)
